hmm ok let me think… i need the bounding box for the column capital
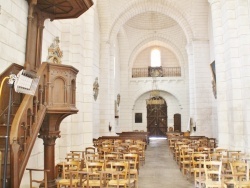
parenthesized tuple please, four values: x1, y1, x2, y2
(38, 131, 60, 145)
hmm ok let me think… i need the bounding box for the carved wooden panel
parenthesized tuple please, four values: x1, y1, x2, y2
(34, 0, 94, 20)
(46, 63, 78, 109)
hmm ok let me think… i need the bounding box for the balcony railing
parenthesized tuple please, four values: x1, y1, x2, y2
(132, 67, 181, 78)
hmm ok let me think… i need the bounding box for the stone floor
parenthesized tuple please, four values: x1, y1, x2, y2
(138, 138, 194, 188)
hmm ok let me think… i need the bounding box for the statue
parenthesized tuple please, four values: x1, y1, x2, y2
(117, 94, 120, 106)
(212, 80, 217, 99)
(115, 100, 119, 118)
(47, 36, 63, 64)
(93, 77, 99, 101)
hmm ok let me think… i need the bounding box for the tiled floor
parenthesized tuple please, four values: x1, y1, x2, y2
(138, 138, 194, 188)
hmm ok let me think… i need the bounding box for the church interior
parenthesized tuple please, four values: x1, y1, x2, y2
(0, 0, 250, 187)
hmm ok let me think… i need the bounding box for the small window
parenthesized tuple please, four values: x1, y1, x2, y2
(151, 49, 161, 67)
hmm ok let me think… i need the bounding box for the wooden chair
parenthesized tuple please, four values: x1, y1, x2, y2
(214, 148, 228, 157)
(104, 153, 119, 162)
(123, 153, 139, 188)
(85, 147, 96, 154)
(65, 152, 81, 162)
(203, 160, 227, 188)
(173, 141, 184, 162)
(228, 161, 250, 188)
(209, 153, 223, 161)
(179, 148, 193, 175)
(26, 168, 50, 188)
(128, 146, 145, 166)
(114, 139, 122, 146)
(99, 145, 113, 155)
(134, 144, 146, 166)
(65, 152, 83, 170)
(107, 161, 135, 188)
(189, 153, 208, 187)
(57, 161, 80, 188)
(81, 161, 105, 187)
(125, 139, 134, 145)
(85, 152, 100, 162)
(101, 140, 113, 147)
(176, 144, 189, 165)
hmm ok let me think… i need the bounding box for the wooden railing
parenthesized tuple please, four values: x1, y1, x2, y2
(7, 62, 78, 187)
(10, 62, 48, 187)
(132, 67, 181, 78)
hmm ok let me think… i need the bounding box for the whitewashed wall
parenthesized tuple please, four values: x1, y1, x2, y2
(0, 0, 27, 72)
(133, 46, 180, 68)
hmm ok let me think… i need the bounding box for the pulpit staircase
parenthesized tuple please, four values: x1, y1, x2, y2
(0, 62, 78, 188)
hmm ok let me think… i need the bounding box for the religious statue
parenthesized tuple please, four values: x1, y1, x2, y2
(47, 36, 63, 64)
(93, 77, 99, 101)
(212, 79, 217, 99)
(115, 100, 119, 118)
(117, 94, 120, 106)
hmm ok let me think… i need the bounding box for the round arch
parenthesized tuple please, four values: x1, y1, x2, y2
(108, 0, 193, 44)
(132, 89, 182, 107)
(132, 89, 183, 133)
(128, 36, 187, 77)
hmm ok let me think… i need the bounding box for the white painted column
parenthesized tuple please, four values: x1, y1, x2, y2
(237, 0, 250, 152)
(208, 0, 230, 147)
(99, 41, 112, 135)
(109, 43, 116, 135)
(186, 40, 213, 137)
(117, 31, 132, 132)
(186, 42, 196, 131)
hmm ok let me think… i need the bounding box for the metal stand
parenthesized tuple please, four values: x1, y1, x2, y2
(2, 84, 13, 188)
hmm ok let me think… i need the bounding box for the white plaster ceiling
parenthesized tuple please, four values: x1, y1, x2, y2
(125, 11, 177, 30)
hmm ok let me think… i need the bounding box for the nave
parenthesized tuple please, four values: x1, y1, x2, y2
(138, 138, 193, 188)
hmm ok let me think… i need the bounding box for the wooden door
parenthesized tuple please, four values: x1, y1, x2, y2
(147, 97, 167, 137)
(174, 113, 181, 132)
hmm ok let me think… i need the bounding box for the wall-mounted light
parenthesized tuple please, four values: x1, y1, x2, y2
(109, 122, 112, 132)
(10, 69, 40, 95)
(193, 123, 196, 132)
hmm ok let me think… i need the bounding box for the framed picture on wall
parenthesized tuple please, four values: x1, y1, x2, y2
(135, 113, 142, 123)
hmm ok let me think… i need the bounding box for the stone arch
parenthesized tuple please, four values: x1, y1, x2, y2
(132, 88, 182, 108)
(128, 36, 186, 78)
(108, 0, 193, 44)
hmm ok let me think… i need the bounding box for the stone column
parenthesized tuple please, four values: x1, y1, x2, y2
(208, 0, 230, 147)
(109, 43, 116, 134)
(239, 0, 250, 153)
(186, 42, 195, 126)
(186, 40, 212, 137)
(99, 41, 112, 135)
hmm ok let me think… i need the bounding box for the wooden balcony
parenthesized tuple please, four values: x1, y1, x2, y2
(132, 67, 181, 78)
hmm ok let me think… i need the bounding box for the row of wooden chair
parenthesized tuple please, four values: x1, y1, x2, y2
(168, 135, 250, 188)
(57, 158, 138, 187)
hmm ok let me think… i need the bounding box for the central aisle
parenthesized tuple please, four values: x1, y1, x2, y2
(138, 138, 194, 188)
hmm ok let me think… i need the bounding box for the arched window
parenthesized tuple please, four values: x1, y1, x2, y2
(151, 49, 161, 67)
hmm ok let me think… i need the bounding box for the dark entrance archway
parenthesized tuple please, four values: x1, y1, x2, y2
(146, 96, 167, 137)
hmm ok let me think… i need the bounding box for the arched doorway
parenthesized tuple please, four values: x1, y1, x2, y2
(146, 96, 167, 137)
